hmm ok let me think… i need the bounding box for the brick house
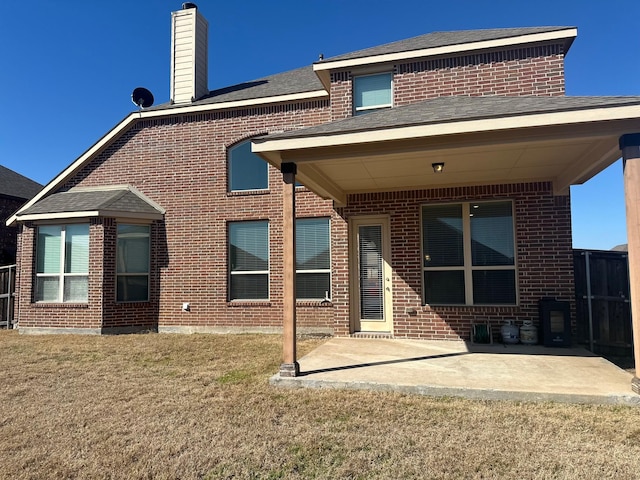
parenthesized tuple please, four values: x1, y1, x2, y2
(9, 5, 640, 380)
(0, 166, 41, 265)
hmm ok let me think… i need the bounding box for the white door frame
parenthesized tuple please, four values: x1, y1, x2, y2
(349, 215, 393, 333)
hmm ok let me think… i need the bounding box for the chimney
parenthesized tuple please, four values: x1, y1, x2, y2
(170, 3, 208, 104)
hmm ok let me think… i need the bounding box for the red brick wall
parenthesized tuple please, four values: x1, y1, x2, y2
(15, 42, 573, 338)
(333, 43, 566, 120)
(394, 45, 565, 105)
(330, 71, 353, 120)
(16, 99, 337, 332)
(338, 182, 574, 341)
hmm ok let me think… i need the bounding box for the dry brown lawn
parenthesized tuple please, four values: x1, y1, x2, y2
(1, 330, 640, 479)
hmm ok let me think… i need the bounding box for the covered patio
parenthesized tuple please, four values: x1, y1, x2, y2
(271, 337, 639, 405)
(253, 95, 640, 391)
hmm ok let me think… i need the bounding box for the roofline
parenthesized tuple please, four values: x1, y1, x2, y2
(313, 28, 577, 72)
(15, 211, 164, 222)
(252, 103, 640, 153)
(7, 89, 327, 226)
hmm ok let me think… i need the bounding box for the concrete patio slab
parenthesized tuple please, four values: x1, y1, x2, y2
(271, 338, 640, 405)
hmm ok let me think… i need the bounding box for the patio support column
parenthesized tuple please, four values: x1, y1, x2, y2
(620, 133, 640, 393)
(280, 162, 299, 377)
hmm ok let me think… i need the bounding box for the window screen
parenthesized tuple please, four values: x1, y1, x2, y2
(422, 201, 516, 305)
(35, 224, 89, 303)
(117, 224, 150, 302)
(353, 73, 392, 115)
(296, 218, 330, 300)
(229, 221, 269, 300)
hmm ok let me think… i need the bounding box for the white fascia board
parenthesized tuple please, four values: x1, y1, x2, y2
(313, 29, 577, 72)
(16, 210, 164, 223)
(7, 89, 327, 227)
(16, 211, 101, 222)
(253, 104, 640, 153)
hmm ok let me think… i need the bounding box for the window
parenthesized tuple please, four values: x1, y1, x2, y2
(228, 140, 268, 191)
(229, 221, 269, 300)
(296, 218, 330, 300)
(422, 201, 516, 305)
(117, 224, 150, 302)
(35, 224, 89, 302)
(353, 72, 392, 115)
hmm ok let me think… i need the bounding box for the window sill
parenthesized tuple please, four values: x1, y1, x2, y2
(424, 304, 519, 309)
(227, 301, 272, 307)
(227, 189, 270, 197)
(297, 300, 333, 307)
(33, 302, 89, 309)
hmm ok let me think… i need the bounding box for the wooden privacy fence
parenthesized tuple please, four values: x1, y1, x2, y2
(0, 264, 16, 329)
(573, 250, 631, 359)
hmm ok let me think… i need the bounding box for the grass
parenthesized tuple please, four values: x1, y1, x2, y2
(1, 331, 640, 479)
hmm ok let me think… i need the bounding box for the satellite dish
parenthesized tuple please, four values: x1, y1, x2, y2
(131, 87, 154, 109)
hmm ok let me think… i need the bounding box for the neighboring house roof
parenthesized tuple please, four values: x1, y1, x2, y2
(16, 186, 165, 222)
(612, 244, 628, 252)
(150, 65, 326, 110)
(0, 165, 42, 200)
(259, 96, 640, 141)
(320, 27, 575, 63)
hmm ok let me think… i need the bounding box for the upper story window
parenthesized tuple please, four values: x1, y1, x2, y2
(353, 72, 392, 116)
(228, 140, 268, 192)
(35, 224, 89, 303)
(422, 201, 516, 306)
(117, 224, 150, 302)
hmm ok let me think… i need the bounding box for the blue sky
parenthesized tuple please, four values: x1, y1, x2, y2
(1, 0, 638, 249)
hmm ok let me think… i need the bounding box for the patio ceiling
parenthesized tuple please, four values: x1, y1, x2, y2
(253, 96, 640, 204)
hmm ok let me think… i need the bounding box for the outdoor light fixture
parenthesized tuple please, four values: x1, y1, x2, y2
(432, 162, 445, 173)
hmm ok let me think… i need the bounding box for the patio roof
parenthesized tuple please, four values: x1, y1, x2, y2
(253, 95, 640, 203)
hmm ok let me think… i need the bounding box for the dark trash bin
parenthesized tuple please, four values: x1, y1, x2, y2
(539, 298, 571, 347)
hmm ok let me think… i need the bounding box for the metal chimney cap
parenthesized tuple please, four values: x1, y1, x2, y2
(182, 2, 197, 9)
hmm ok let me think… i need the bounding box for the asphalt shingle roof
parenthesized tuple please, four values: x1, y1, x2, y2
(19, 187, 163, 216)
(258, 96, 640, 141)
(148, 27, 574, 110)
(320, 27, 575, 63)
(0, 166, 42, 200)
(150, 65, 325, 110)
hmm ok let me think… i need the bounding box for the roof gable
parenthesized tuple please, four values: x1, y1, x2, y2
(16, 186, 165, 222)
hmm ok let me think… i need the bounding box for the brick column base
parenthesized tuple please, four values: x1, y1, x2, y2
(279, 362, 300, 377)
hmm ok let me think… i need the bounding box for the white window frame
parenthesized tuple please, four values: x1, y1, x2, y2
(116, 224, 151, 303)
(228, 140, 269, 192)
(421, 201, 518, 306)
(228, 220, 270, 301)
(353, 72, 393, 115)
(35, 224, 89, 303)
(295, 217, 331, 301)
